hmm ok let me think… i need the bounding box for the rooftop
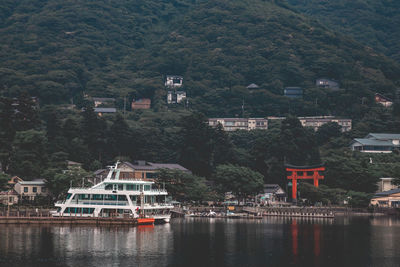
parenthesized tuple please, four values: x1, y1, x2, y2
(352, 138, 395, 146)
(374, 188, 400, 197)
(366, 133, 400, 140)
(18, 179, 46, 185)
(94, 108, 117, 113)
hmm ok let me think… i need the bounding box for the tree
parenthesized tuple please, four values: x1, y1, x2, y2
(178, 112, 213, 177)
(157, 169, 209, 202)
(0, 173, 10, 191)
(211, 124, 236, 167)
(0, 97, 15, 171)
(14, 92, 39, 131)
(44, 167, 91, 200)
(213, 164, 264, 202)
(8, 130, 48, 179)
(316, 122, 342, 145)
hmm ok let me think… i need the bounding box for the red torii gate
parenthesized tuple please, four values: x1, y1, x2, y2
(285, 164, 325, 201)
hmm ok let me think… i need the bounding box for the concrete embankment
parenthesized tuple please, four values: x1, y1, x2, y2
(0, 216, 138, 226)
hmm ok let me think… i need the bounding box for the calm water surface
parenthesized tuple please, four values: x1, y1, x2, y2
(1, 216, 400, 267)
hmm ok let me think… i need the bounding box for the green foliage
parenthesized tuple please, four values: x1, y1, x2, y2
(156, 169, 209, 202)
(44, 167, 91, 199)
(0, 0, 399, 118)
(287, 0, 400, 62)
(213, 164, 264, 199)
(0, 172, 10, 191)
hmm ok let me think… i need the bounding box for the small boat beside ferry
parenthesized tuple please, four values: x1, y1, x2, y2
(52, 161, 173, 223)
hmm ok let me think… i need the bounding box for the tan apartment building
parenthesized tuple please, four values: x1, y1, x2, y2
(209, 118, 268, 131)
(14, 179, 48, 201)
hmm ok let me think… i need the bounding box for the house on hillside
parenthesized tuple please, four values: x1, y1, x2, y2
(92, 97, 115, 107)
(375, 93, 393, 107)
(209, 118, 268, 131)
(350, 133, 400, 153)
(284, 87, 303, 98)
(94, 107, 117, 116)
(165, 75, 183, 88)
(132, 98, 151, 110)
(167, 91, 186, 104)
(316, 78, 339, 90)
(298, 117, 352, 132)
(247, 83, 259, 89)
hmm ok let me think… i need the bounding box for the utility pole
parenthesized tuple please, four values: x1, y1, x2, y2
(123, 96, 126, 116)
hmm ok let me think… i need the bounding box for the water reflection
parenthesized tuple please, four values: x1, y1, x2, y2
(1, 217, 400, 267)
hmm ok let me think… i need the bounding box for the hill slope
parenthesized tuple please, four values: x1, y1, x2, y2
(0, 0, 399, 117)
(287, 0, 400, 62)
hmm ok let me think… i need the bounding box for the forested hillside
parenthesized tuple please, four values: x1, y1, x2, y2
(287, 0, 400, 62)
(1, 0, 399, 118)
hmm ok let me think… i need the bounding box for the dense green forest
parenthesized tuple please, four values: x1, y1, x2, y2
(1, 0, 399, 118)
(287, 0, 400, 62)
(1, 0, 400, 204)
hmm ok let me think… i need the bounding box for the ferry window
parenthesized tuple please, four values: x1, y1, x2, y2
(126, 184, 135, 190)
(93, 194, 103, 200)
(117, 195, 127, 201)
(144, 185, 151, 191)
(64, 208, 70, 213)
(118, 184, 123, 191)
(66, 193, 72, 200)
(105, 184, 113, 190)
(105, 195, 117, 201)
(130, 196, 137, 202)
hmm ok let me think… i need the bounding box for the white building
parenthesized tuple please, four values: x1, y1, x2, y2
(209, 118, 268, 131)
(167, 91, 186, 104)
(165, 75, 183, 88)
(350, 133, 400, 153)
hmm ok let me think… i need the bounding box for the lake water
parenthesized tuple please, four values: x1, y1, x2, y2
(1, 216, 400, 267)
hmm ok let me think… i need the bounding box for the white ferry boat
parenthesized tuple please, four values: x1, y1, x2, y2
(52, 162, 174, 223)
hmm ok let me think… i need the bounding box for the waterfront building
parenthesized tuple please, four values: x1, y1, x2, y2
(53, 162, 174, 222)
(350, 133, 400, 153)
(208, 118, 268, 131)
(370, 188, 400, 207)
(257, 184, 286, 205)
(0, 190, 19, 206)
(14, 179, 48, 201)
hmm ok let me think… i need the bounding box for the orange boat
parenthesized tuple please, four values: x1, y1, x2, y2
(137, 218, 155, 225)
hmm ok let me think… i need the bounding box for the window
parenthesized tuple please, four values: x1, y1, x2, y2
(41, 187, 46, 193)
(118, 184, 123, 191)
(24, 187, 28, 193)
(126, 184, 135, 191)
(33, 187, 37, 193)
(144, 185, 151, 191)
